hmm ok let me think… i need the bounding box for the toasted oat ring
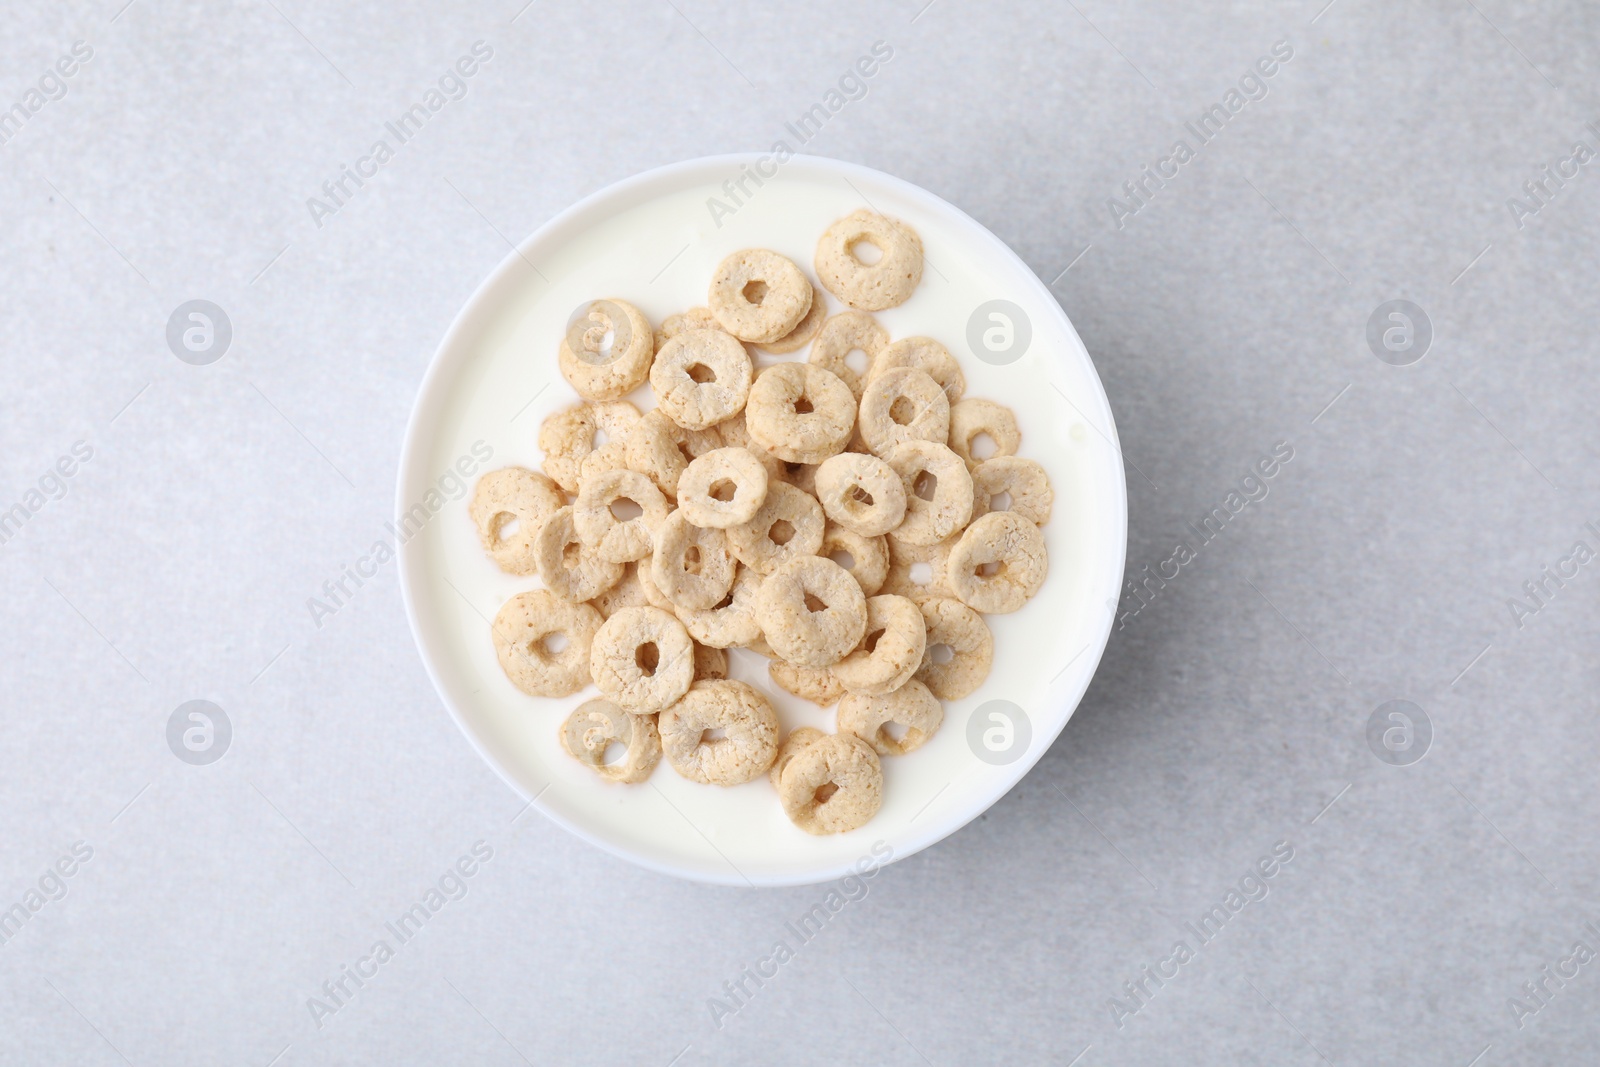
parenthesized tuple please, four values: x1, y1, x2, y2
(649, 511, 736, 611)
(559, 698, 661, 784)
(674, 564, 762, 648)
(573, 468, 670, 563)
(759, 283, 827, 354)
(948, 399, 1020, 468)
(768, 662, 844, 707)
(838, 680, 943, 756)
(947, 511, 1048, 613)
(650, 329, 754, 431)
(774, 731, 883, 834)
(832, 595, 927, 695)
(469, 467, 563, 575)
(592, 561, 652, 618)
(808, 311, 888, 399)
(888, 441, 974, 546)
(491, 590, 602, 697)
(589, 606, 695, 714)
(881, 534, 957, 601)
(558, 299, 654, 401)
(858, 368, 950, 459)
(915, 597, 993, 699)
(693, 643, 728, 680)
(708, 250, 812, 343)
(624, 410, 721, 499)
(769, 727, 828, 788)
(633, 553, 679, 612)
(745, 363, 856, 463)
(820, 522, 888, 596)
(654, 306, 725, 352)
(676, 447, 769, 529)
(755, 556, 868, 668)
(659, 679, 779, 785)
(971, 457, 1054, 525)
(538, 401, 641, 494)
(535, 506, 623, 602)
(814, 210, 923, 312)
(869, 337, 965, 402)
(814, 452, 906, 537)
(726, 481, 825, 575)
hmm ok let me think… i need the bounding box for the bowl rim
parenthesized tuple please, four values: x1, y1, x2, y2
(397, 152, 1128, 887)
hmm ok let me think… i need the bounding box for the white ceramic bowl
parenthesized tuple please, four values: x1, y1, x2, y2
(398, 154, 1126, 887)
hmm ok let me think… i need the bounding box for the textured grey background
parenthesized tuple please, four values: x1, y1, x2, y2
(2, 0, 1597, 1064)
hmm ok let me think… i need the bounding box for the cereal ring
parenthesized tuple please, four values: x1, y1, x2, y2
(655, 306, 726, 351)
(624, 409, 721, 499)
(491, 590, 602, 697)
(948, 399, 1019, 468)
(869, 337, 965, 402)
(650, 329, 753, 431)
(726, 481, 825, 575)
(535, 506, 623, 602)
(578, 440, 630, 484)
(888, 441, 974, 545)
(633, 553, 679, 612)
(694, 643, 728, 680)
(592, 561, 652, 618)
(769, 727, 827, 788)
(774, 731, 883, 834)
(857, 368, 950, 458)
(538, 401, 641, 494)
(831, 595, 927, 695)
(674, 564, 762, 648)
(970, 457, 1054, 525)
(558, 299, 655, 401)
(714, 410, 785, 481)
(589, 606, 695, 714)
(814, 452, 906, 537)
(808, 311, 888, 399)
(676, 447, 770, 528)
(469, 467, 563, 575)
(708, 249, 813, 343)
(814, 210, 923, 312)
(915, 597, 993, 700)
(649, 511, 736, 611)
(768, 661, 844, 707)
(881, 534, 957, 601)
(745, 363, 856, 464)
(820, 522, 888, 596)
(946, 511, 1049, 613)
(755, 556, 867, 668)
(759, 283, 827, 354)
(837, 680, 943, 757)
(573, 468, 670, 563)
(659, 679, 779, 785)
(559, 698, 661, 784)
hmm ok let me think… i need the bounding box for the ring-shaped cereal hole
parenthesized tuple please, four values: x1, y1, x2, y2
(887, 441, 974, 546)
(534, 506, 623, 602)
(868, 336, 966, 403)
(649, 511, 736, 611)
(774, 731, 884, 834)
(676, 447, 770, 529)
(469, 467, 563, 576)
(573, 468, 670, 564)
(808, 310, 889, 399)
(674, 564, 763, 648)
(589, 606, 695, 714)
(814, 452, 907, 537)
(948, 398, 1020, 469)
(814, 210, 924, 312)
(754, 555, 868, 668)
(857, 367, 950, 459)
(820, 522, 889, 596)
(658, 679, 780, 786)
(491, 590, 602, 697)
(831, 594, 927, 695)
(559, 698, 662, 784)
(946, 510, 1049, 614)
(708, 249, 813, 343)
(650, 329, 754, 431)
(970, 456, 1054, 525)
(725, 481, 825, 575)
(759, 283, 828, 354)
(881, 533, 957, 601)
(745, 362, 857, 463)
(914, 596, 994, 700)
(558, 299, 655, 401)
(837, 679, 944, 756)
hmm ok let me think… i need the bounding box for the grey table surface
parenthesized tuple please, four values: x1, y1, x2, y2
(3, 0, 1598, 1064)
